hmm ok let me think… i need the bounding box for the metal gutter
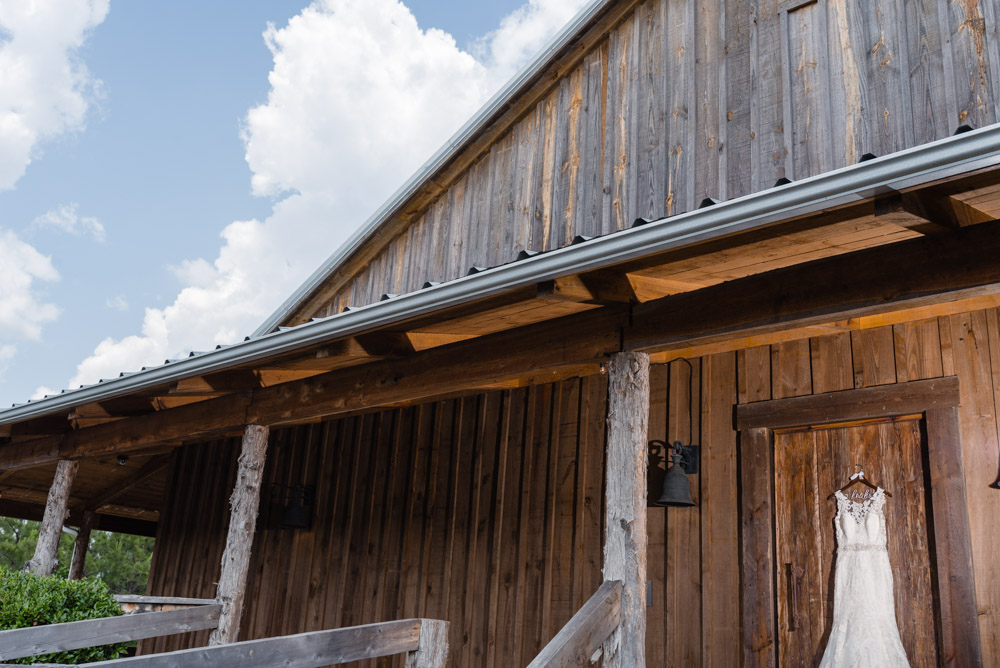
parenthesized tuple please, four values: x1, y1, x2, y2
(3, 123, 1000, 425)
(252, 0, 616, 338)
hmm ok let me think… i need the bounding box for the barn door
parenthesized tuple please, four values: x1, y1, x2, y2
(772, 418, 939, 667)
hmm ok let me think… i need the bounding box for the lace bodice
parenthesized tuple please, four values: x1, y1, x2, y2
(833, 487, 887, 551)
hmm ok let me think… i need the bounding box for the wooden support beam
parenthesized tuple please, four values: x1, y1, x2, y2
(209, 424, 269, 646)
(68, 510, 96, 580)
(0, 499, 157, 537)
(602, 352, 649, 668)
(354, 331, 417, 357)
(626, 221, 1000, 352)
(0, 308, 625, 471)
(0, 392, 253, 471)
(170, 370, 262, 396)
(739, 427, 776, 668)
(86, 455, 172, 511)
(577, 269, 638, 303)
(873, 193, 944, 235)
(404, 619, 449, 668)
(924, 407, 983, 665)
(736, 376, 961, 430)
(902, 189, 995, 229)
(526, 580, 623, 667)
(24, 459, 78, 576)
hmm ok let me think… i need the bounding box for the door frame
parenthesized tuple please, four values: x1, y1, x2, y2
(733, 375, 981, 667)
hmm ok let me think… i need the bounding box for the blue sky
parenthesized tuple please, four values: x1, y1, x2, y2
(0, 0, 588, 407)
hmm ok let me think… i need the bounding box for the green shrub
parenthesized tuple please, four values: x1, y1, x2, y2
(0, 566, 129, 664)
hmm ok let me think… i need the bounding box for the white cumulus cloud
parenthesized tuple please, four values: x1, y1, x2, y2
(105, 295, 128, 311)
(0, 229, 60, 341)
(0, 0, 109, 190)
(32, 202, 105, 241)
(67, 0, 591, 388)
(0, 229, 60, 383)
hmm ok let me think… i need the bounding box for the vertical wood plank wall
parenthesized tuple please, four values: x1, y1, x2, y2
(143, 377, 611, 666)
(304, 0, 1000, 320)
(144, 311, 1000, 665)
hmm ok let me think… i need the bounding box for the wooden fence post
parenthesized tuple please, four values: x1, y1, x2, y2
(209, 424, 269, 645)
(602, 352, 650, 668)
(405, 620, 449, 668)
(68, 510, 96, 580)
(24, 459, 79, 576)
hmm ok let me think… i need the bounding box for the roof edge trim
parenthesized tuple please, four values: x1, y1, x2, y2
(252, 0, 615, 338)
(5, 123, 1000, 425)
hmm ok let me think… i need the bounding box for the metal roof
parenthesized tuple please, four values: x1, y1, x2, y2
(251, 0, 616, 338)
(3, 122, 999, 425)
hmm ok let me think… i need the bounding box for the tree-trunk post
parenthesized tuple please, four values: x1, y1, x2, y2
(24, 459, 79, 576)
(209, 423, 269, 646)
(68, 510, 96, 580)
(602, 352, 650, 667)
(405, 620, 449, 668)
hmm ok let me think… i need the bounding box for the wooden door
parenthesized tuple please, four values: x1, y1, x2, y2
(773, 419, 939, 667)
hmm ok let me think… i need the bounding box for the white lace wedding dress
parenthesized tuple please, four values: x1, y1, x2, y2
(818, 487, 910, 667)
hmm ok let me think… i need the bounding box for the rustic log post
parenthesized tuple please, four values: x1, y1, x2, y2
(209, 423, 269, 645)
(405, 620, 449, 668)
(602, 352, 650, 667)
(24, 459, 79, 576)
(68, 510, 96, 580)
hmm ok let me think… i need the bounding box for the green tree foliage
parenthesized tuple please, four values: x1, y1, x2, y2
(0, 517, 153, 594)
(0, 566, 129, 664)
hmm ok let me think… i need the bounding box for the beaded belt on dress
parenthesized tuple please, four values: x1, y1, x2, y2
(838, 544, 887, 552)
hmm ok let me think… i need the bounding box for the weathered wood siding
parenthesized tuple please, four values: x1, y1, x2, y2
(646, 309, 1000, 665)
(143, 377, 611, 666)
(304, 0, 1000, 320)
(144, 310, 1000, 665)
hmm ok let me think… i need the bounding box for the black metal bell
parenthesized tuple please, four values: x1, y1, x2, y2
(279, 496, 310, 529)
(655, 452, 695, 507)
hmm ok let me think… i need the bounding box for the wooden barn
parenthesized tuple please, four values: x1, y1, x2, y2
(2, 0, 1000, 665)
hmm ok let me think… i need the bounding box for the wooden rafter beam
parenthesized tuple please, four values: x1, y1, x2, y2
(0, 498, 158, 536)
(626, 221, 1000, 352)
(169, 369, 263, 396)
(86, 454, 172, 511)
(899, 190, 994, 229)
(0, 308, 625, 470)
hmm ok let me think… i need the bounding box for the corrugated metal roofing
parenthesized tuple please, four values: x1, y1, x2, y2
(2, 123, 1000, 424)
(251, 0, 616, 338)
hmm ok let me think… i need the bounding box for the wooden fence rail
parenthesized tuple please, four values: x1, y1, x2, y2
(77, 618, 449, 667)
(526, 580, 623, 667)
(0, 604, 221, 661)
(113, 595, 216, 615)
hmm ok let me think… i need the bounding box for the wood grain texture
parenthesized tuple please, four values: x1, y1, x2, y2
(209, 424, 269, 646)
(774, 421, 939, 666)
(0, 606, 221, 662)
(68, 510, 95, 580)
(127, 302, 1000, 665)
(736, 376, 961, 430)
(285, 0, 1000, 329)
(24, 459, 78, 576)
(99, 619, 422, 668)
(602, 352, 650, 668)
(145, 377, 610, 667)
(739, 426, 776, 668)
(405, 620, 449, 668)
(524, 580, 622, 668)
(925, 407, 983, 666)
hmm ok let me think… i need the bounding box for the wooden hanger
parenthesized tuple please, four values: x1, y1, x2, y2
(827, 468, 892, 500)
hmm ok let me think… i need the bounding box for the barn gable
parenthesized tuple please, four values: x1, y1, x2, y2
(4, 0, 1000, 665)
(260, 0, 1000, 335)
